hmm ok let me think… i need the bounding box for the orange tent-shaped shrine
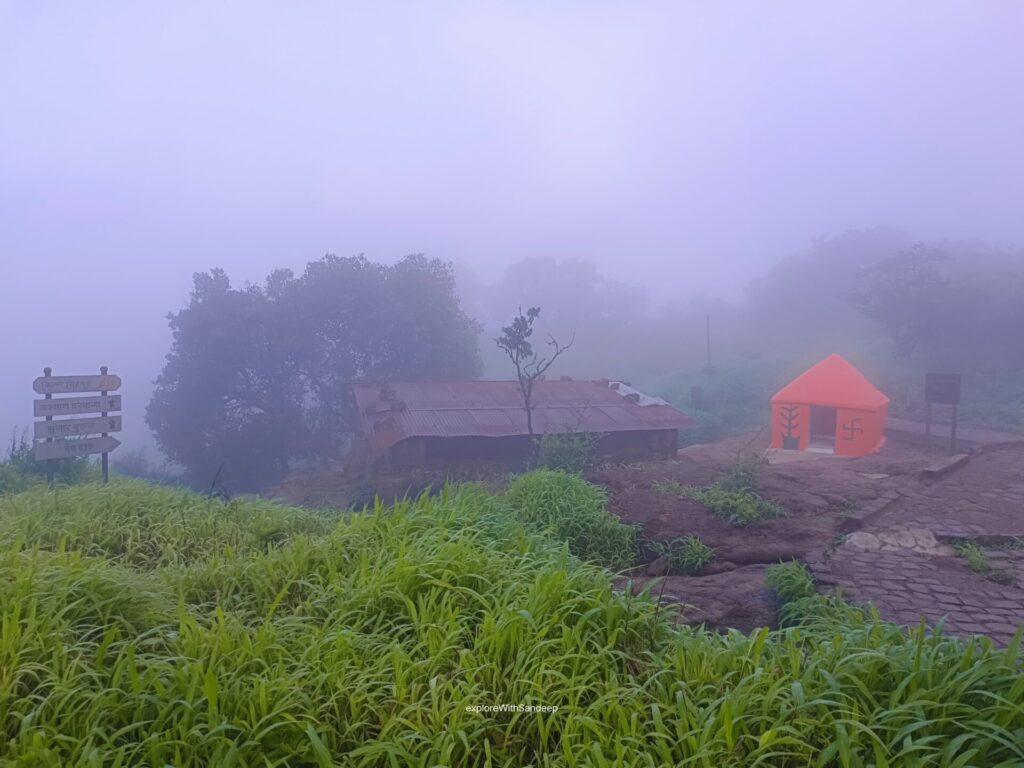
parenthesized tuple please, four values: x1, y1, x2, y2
(770, 354, 889, 456)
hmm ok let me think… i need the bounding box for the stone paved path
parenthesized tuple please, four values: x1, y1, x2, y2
(882, 448, 1024, 538)
(815, 549, 1024, 644)
(808, 444, 1024, 644)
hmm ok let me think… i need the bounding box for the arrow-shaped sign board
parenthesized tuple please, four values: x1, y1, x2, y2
(34, 436, 121, 461)
(34, 395, 121, 417)
(34, 416, 122, 440)
(33, 374, 121, 395)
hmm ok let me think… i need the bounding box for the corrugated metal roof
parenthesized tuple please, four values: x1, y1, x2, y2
(351, 379, 694, 460)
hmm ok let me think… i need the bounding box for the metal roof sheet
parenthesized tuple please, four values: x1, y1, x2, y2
(351, 379, 694, 460)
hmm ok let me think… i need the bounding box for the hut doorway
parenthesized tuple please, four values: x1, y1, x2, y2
(808, 405, 837, 453)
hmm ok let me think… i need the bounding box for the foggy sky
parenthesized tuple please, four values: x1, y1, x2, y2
(3, 2, 1024, 455)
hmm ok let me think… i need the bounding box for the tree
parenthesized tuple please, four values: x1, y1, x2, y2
(147, 255, 482, 492)
(848, 243, 951, 358)
(496, 306, 573, 440)
(744, 228, 912, 354)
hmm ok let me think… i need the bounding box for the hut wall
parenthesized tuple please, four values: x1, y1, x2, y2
(383, 429, 677, 470)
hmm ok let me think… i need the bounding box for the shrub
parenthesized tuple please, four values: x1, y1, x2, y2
(718, 449, 767, 492)
(685, 485, 784, 527)
(766, 560, 817, 602)
(0, 429, 101, 494)
(653, 535, 715, 573)
(502, 469, 637, 569)
(534, 429, 599, 473)
(656, 454, 782, 527)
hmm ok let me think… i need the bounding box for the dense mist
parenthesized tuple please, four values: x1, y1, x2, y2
(3, 2, 1024, 470)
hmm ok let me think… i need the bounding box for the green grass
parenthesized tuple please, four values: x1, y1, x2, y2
(0, 431, 102, 495)
(652, 535, 715, 573)
(534, 429, 599, 474)
(766, 560, 817, 603)
(0, 479, 335, 568)
(1, 479, 1023, 766)
(656, 453, 783, 527)
(955, 540, 990, 573)
(681, 484, 784, 527)
(501, 469, 638, 569)
(954, 539, 1017, 586)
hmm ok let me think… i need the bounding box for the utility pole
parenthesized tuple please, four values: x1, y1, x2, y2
(706, 314, 711, 369)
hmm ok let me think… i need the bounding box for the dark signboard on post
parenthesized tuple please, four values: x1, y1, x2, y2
(33, 367, 122, 484)
(925, 373, 961, 405)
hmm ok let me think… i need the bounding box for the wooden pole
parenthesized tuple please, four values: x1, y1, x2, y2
(43, 367, 54, 488)
(100, 365, 109, 484)
(950, 403, 958, 454)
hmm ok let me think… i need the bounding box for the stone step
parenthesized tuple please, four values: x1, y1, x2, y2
(920, 453, 971, 479)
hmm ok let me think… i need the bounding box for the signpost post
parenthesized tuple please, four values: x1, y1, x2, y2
(33, 367, 122, 485)
(924, 373, 961, 453)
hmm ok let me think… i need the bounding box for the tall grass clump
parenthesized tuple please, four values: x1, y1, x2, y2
(534, 428, 599, 473)
(0, 479, 335, 568)
(669, 452, 784, 527)
(0, 429, 101, 494)
(1, 480, 1023, 766)
(502, 469, 637, 569)
(652, 535, 716, 573)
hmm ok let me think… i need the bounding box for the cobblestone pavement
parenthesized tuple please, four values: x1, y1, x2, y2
(808, 444, 1024, 644)
(875, 447, 1024, 538)
(814, 549, 1024, 644)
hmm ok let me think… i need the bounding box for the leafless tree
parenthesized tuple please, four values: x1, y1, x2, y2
(495, 306, 574, 439)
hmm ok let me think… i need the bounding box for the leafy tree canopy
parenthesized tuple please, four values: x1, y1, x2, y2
(147, 255, 481, 492)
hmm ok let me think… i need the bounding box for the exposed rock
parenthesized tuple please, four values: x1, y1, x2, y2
(646, 555, 670, 576)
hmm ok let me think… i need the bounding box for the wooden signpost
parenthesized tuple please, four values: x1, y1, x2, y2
(925, 372, 961, 453)
(34, 395, 122, 417)
(33, 416, 122, 440)
(34, 436, 122, 461)
(33, 374, 122, 395)
(33, 367, 122, 485)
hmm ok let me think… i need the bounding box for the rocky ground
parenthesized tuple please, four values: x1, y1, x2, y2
(269, 425, 1024, 643)
(599, 430, 1024, 643)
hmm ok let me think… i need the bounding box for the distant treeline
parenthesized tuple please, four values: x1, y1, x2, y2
(463, 227, 1024, 381)
(147, 229, 1024, 491)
